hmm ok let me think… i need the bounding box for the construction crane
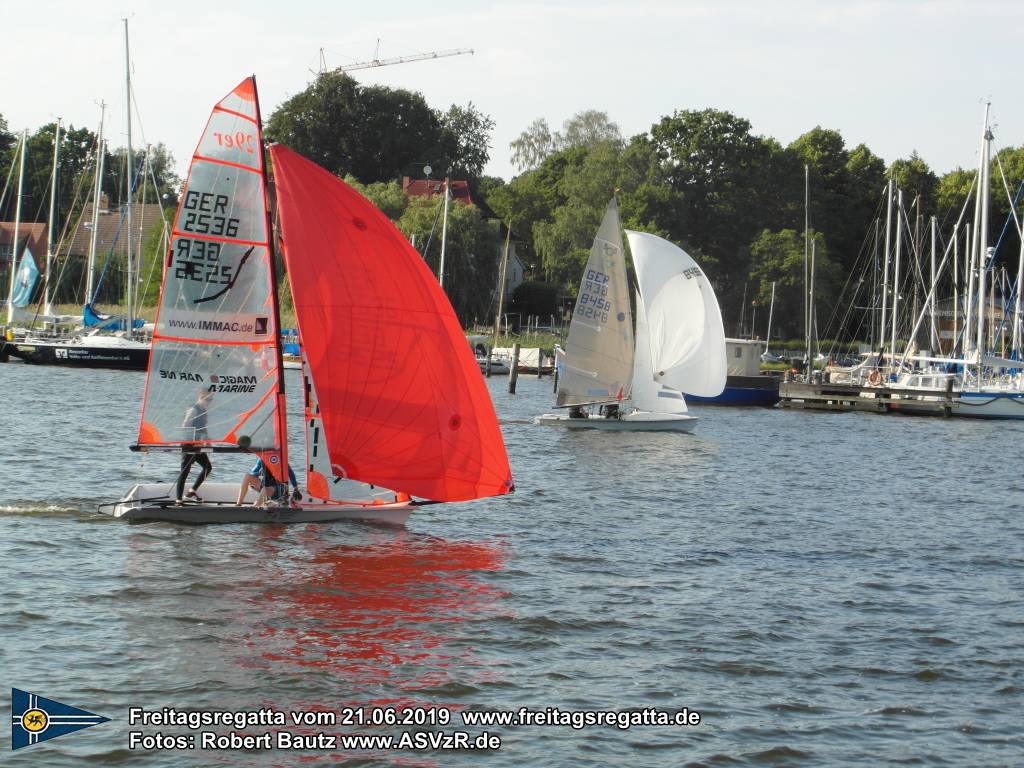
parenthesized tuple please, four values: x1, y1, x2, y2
(317, 45, 473, 74)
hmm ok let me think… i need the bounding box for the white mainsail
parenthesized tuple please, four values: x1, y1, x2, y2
(557, 199, 634, 406)
(631, 289, 688, 414)
(626, 230, 726, 398)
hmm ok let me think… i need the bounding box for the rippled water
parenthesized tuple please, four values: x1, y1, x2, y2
(1, 361, 1022, 766)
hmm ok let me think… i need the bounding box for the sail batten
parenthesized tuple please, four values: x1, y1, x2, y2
(269, 143, 512, 502)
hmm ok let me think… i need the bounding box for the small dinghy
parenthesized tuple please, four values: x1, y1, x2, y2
(101, 77, 513, 524)
(103, 483, 414, 525)
(536, 200, 725, 431)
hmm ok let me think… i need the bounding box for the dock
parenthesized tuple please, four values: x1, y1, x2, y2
(778, 380, 956, 417)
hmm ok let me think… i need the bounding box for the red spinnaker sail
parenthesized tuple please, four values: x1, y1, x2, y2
(269, 144, 513, 502)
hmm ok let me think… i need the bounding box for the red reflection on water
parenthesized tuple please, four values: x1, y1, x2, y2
(241, 528, 508, 699)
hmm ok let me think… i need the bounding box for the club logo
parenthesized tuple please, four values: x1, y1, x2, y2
(11, 688, 109, 750)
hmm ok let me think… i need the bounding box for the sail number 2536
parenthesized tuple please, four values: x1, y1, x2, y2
(213, 131, 255, 153)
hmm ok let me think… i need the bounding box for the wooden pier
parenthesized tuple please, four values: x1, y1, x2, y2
(778, 380, 956, 417)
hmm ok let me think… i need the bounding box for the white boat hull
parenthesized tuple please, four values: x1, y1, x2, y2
(535, 411, 697, 432)
(102, 482, 414, 525)
(953, 391, 1024, 419)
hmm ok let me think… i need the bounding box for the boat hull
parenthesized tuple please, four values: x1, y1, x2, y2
(953, 391, 1024, 419)
(102, 482, 414, 525)
(535, 411, 697, 432)
(687, 375, 781, 407)
(9, 339, 149, 370)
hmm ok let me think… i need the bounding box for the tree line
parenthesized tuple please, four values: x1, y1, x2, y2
(6, 76, 1023, 340)
(488, 111, 1024, 340)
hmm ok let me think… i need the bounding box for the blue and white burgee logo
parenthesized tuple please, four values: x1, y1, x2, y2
(11, 688, 109, 750)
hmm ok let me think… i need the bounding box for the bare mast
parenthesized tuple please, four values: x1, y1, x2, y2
(44, 119, 62, 316)
(123, 18, 135, 339)
(86, 103, 106, 304)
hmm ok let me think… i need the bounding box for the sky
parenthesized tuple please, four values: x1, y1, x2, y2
(3, 0, 1023, 184)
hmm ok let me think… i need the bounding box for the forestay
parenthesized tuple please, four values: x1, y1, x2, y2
(557, 198, 634, 406)
(626, 230, 726, 398)
(136, 78, 287, 477)
(269, 144, 513, 503)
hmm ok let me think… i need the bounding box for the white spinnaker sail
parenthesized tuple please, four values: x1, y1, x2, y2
(557, 198, 634, 406)
(631, 290, 688, 414)
(137, 78, 284, 454)
(626, 230, 726, 398)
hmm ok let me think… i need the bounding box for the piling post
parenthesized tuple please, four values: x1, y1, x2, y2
(508, 343, 521, 393)
(943, 377, 954, 418)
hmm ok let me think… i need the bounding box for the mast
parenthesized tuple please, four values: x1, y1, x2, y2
(134, 144, 150, 317)
(1015, 216, 1024, 357)
(255, 76, 290, 482)
(809, 237, 817, 364)
(871, 217, 879, 352)
(929, 215, 937, 353)
(917, 198, 925, 354)
(803, 164, 810, 374)
(975, 107, 992, 378)
(492, 222, 512, 354)
(44, 118, 61, 316)
(953, 222, 959, 357)
(86, 104, 105, 303)
(880, 179, 893, 359)
(764, 280, 776, 355)
(6, 130, 27, 325)
(123, 18, 135, 339)
(890, 189, 903, 369)
(438, 174, 450, 288)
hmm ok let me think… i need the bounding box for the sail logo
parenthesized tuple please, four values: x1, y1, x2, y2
(682, 267, 701, 280)
(208, 373, 257, 393)
(159, 370, 205, 382)
(11, 689, 109, 750)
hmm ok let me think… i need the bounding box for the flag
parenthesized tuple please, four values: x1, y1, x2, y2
(11, 688, 109, 750)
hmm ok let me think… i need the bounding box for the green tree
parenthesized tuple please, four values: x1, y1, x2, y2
(510, 280, 559, 317)
(844, 142, 887, 249)
(342, 175, 409, 220)
(935, 167, 975, 225)
(439, 102, 495, 180)
(509, 118, 555, 172)
(649, 108, 780, 315)
(396, 195, 499, 323)
(559, 110, 621, 149)
(509, 110, 622, 173)
(888, 151, 939, 215)
(264, 72, 365, 177)
(748, 228, 840, 339)
(265, 71, 494, 185)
